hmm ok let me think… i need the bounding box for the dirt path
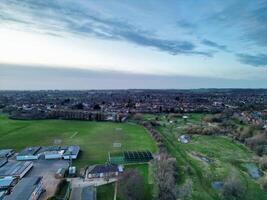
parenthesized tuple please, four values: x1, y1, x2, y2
(70, 177, 117, 188)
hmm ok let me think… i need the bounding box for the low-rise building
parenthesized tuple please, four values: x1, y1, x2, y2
(3, 177, 44, 200)
(0, 161, 33, 179)
(0, 177, 16, 191)
(0, 191, 6, 200)
(16, 147, 41, 161)
(39, 146, 66, 160)
(63, 146, 80, 160)
(0, 150, 15, 159)
(85, 164, 123, 179)
(16, 146, 80, 161)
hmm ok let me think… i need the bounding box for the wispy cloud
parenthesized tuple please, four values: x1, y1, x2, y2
(201, 39, 228, 51)
(205, 0, 267, 47)
(236, 53, 267, 67)
(0, 0, 211, 56)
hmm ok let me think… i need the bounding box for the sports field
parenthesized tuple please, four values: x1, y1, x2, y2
(0, 114, 157, 168)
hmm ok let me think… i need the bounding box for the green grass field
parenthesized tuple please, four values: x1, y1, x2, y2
(0, 115, 157, 167)
(0, 114, 157, 200)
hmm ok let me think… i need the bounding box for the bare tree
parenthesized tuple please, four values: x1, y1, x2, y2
(152, 154, 178, 200)
(260, 156, 267, 170)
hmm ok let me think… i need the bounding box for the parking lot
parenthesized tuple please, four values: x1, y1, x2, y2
(26, 159, 69, 200)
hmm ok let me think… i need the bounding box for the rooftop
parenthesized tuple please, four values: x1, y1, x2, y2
(0, 177, 15, 188)
(17, 147, 41, 156)
(0, 161, 33, 177)
(88, 164, 119, 174)
(63, 145, 80, 156)
(3, 177, 42, 200)
(0, 150, 14, 158)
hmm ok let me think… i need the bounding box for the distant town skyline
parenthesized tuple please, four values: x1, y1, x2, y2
(0, 0, 267, 89)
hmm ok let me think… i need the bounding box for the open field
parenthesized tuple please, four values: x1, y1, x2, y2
(0, 114, 157, 199)
(144, 113, 267, 200)
(0, 115, 157, 168)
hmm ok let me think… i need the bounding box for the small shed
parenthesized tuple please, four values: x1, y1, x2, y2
(55, 168, 66, 179)
(16, 147, 41, 161)
(0, 150, 15, 159)
(0, 177, 15, 190)
(178, 135, 190, 144)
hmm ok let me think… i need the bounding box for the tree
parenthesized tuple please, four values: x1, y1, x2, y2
(260, 156, 267, 171)
(132, 113, 144, 121)
(73, 102, 84, 110)
(118, 169, 144, 200)
(262, 177, 267, 191)
(222, 171, 245, 200)
(93, 104, 101, 110)
(152, 154, 178, 200)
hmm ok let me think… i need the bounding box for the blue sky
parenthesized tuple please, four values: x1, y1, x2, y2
(0, 0, 267, 89)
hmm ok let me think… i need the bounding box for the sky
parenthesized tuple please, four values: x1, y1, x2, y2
(0, 0, 267, 89)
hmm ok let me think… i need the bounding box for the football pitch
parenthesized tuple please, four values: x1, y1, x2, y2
(0, 115, 157, 168)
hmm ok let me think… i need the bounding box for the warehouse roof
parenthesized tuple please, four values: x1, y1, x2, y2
(0, 159, 7, 168)
(0, 177, 15, 188)
(17, 147, 41, 156)
(0, 150, 14, 158)
(3, 177, 42, 200)
(63, 145, 80, 156)
(0, 161, 32, 177)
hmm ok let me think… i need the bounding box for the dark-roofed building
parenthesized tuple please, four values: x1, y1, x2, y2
(16, 147, 41, 161)
(70, 186, 96, 200)
(0, 160, 7, 169)
(0, 191, 6, 200)
(3, 177, 43, 200)
(85, 164, 123, 179)
(0, 161, 33, 178)
(0, 177, 16, 190)
(0, 150, 14, 159)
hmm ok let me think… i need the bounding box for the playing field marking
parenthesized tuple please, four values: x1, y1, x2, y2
(113, 143, 122, 148)
(70, 132, 78, 139)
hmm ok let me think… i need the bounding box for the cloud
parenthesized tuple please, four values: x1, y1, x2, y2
(1, 64, 267, 90)
(205, 0, 267, 47)
(0, 0, 211, 57)
(177, 20, 196, 30)
(236, 53, 267, 67)
(201, 39, 227, 51)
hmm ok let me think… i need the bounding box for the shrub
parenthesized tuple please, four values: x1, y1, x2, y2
(262, 178, 267, 191)
(260, 156, 267, 171)
(132, 113, 144, 121)
(222, 172, 245, 200)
